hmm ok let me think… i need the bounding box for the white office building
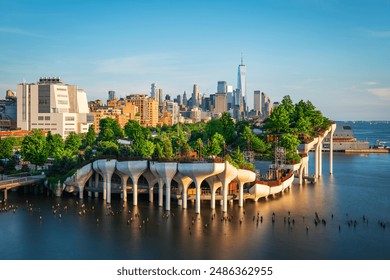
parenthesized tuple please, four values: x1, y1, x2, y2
(17, 77, 93, 138)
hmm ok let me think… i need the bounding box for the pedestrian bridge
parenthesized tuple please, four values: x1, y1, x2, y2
(0, 174, 46, 202)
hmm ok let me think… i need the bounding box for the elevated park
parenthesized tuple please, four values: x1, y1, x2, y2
(61, 124, 337, 213)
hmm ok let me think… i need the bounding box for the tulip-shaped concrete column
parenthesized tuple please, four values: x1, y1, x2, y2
(116, 160, 148, 206)
(142, 169, 158, 203)
(217, 161, 238, 213)
(75, 163, 93, 200)
(155, 162, 178, 211)
(329, 123, 337, 174)
(93, 160, 105, 200)
(205, 175, 222, 209)
(94, 172, 100, 198)
(236, 169, 256, 207)
(178, 162, 224, 214)
(174, 173, 193, 209)
(114, 170, 129, 202)
(92, 159, 116, 204)
(150, 161, 164, 207)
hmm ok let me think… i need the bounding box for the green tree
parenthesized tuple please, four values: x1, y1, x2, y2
(219, 112, 235, 144)
(99, 118, 123, 141)
(140, 140, 155, 158)
(124, 120, 147, 141)
(0, 137, 16, 160)
(155, 143, 164, 159)
(21, 129, 49, 169)
(65, 132, 82, 154)
(85, 125, 96, 146)
(161, 135, 174, 160)
(46, 132, 65, 159)
(264, 105, 291, 134)
(206, 133, 225, 157)
(97, 141, 119, 155)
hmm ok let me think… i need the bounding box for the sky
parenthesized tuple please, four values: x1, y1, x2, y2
(0, 0, 389, 121)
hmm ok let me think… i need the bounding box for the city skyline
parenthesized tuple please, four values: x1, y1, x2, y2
(1, 0, 390, 120)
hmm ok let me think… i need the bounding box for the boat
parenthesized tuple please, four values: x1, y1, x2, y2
(322, 124, 369, 152)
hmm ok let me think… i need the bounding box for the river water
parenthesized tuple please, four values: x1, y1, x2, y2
(1, 122, 389, 260)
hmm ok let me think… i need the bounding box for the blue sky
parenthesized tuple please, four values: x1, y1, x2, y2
(1, 0, 389, 120)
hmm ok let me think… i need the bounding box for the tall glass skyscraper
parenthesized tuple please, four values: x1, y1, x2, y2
(237, 54, 246, 116)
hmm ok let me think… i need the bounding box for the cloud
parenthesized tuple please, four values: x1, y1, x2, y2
(95, 53, 180, 75)
(365, 81, 378, 86)
(368, 88, 390, 99)
(359, 28, 390, 38)
(0, 27, 45, 38)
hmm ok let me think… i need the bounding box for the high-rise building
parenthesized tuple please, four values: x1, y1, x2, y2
(108, 90, 115, 101)
(0, 90, 17, 131)
(16, 77, 93, 138)
(217, 81, 227, 94)
(254, 90, 262, 114)
(214, 93, 227, 115)
(126, 94, 158, 127)
(226, 85, 233, 110)
(151, 83, 158, 99)
(182, 91, 187, 107)
(192, 84, 199, 107)
(237, 54, 246, 116)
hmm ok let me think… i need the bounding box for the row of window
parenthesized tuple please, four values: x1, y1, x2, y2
(38, 116, 51, 120)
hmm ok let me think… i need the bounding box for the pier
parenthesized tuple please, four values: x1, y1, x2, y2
(0, 174, 46, 202)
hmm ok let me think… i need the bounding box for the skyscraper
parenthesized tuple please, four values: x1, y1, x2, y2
(217, 81, 227, 94)
(237, 54, 246, 117)
(192, 84, 199, 107)
(254, 90, 262, 114)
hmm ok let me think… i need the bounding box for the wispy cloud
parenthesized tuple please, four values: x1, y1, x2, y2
(368, 88, 390, 99)
(95, 53, 180, 75)
(359, 28, 390, 38)
(0, 27, 45, 38)
(365, 81, 378, 86)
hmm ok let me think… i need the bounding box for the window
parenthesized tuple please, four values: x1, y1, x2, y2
(45, 116, 50, 120)
(65, 116, 75, 121)
(38, 116, 44, 120)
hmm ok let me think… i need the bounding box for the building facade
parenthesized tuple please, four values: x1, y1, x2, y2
(16, 78, 93, 138)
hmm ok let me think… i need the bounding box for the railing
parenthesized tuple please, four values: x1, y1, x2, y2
(0, 175, 45, 188)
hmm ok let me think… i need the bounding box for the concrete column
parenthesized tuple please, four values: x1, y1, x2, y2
(330, 123, 336, 174)
(155, 162, 177, 211)
(102, 176, 107, 200)
(319, 138, 323, 178)
(165, 178, 172, 211)
(149, 186, 154, 203)
(217, 162, 238, 213)
(195, 181, 201, 214)
(88, 191, 92, 197)
(115, 160, 148, 206)
(94, 172, 99, 196)
(178, 162, 224, 214)
(236, 169, 256, 208)
(121, 175, 129, 202)
(315, 143, 320, 179)
(4, 189, 7, 202)
(182, 185, 188, 209)
(158, 178, 164, 207)
(174, 173, 192, 210)
(79, 183, 85, 199)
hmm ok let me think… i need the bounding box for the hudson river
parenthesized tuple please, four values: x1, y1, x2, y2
(1, 121, 389, 260)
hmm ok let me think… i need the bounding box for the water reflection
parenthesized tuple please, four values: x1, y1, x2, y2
(1, 153, 390, 259)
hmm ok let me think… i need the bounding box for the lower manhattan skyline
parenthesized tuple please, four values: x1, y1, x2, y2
(1, 0, 390, 121)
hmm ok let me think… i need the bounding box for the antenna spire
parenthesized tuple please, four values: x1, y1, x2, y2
(241, 52, 244, 65)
